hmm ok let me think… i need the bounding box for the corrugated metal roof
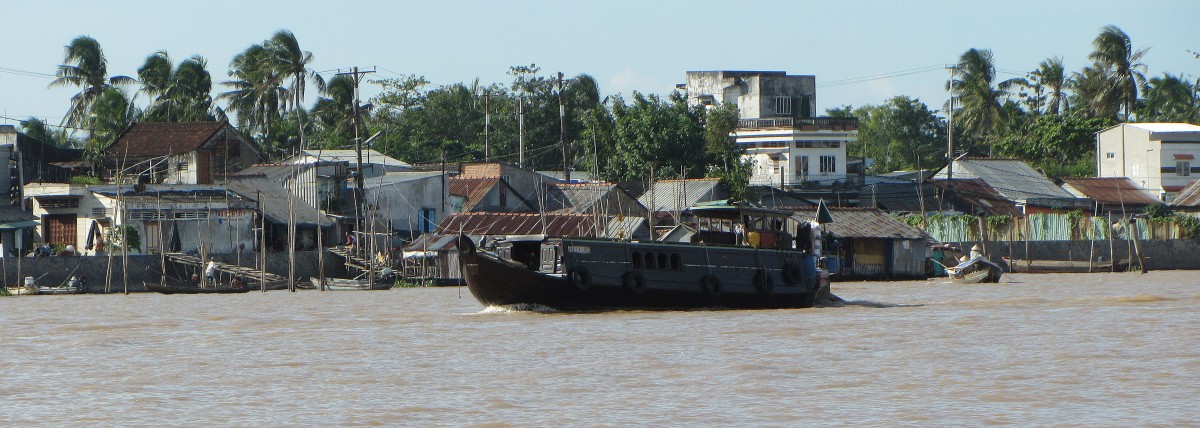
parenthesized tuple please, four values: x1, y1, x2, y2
(436, 212, 597, 236)
(223, 176, 332, 226)
(0, 205, 36, 223)
(860, 182, 941, 212)
(603, 216, 649, 240)
(545, 183, 636, 213)
(1171, 179, 1200, 207)
(932, 179, 1023, 216)
(1061, 177, 1158, 206)
(293, 149, 410, 168)
(932, 158, 1074, 202)
(637, 179, 726, 212)
(362, 171, 443, 189)
(449, 177, 499, 211)
(791, 207, 927, 239)
(403, 234, 459, 252)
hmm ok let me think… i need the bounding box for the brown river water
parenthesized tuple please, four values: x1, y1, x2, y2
(2, 270, 1198, 426)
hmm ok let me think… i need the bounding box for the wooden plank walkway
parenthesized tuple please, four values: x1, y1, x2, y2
(164, 254, 290, 288)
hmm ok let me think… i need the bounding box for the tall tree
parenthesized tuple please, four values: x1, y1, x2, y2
(1139, 73, 1200, 123)
(220, 43, 285, 145)
(20, 118, 80, 149)
(1089, 25, 1148, 121)
(950, 48, 1009, 139)
(49, 36, 136, 127)
(847, 97, 945, 173)
(1070, 65, 1121, 119)
(267, 30, 324, 153)
(138, 51, 216, 122)
(86, 88, 137, 163)
(312, 74, 358, 148)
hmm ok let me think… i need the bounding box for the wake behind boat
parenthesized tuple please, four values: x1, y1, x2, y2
(459, 203, 830, 311)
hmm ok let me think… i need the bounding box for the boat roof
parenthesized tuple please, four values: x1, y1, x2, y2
(685, 200, 794, 219)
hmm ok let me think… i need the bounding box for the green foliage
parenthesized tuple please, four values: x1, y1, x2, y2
(1144, 203, 1173, 220)
(1174, 214, 1200, 239)
(985, 215, 1012, 230)
(104, 225, 141, 253)
(848, 96, 945, 173)
(68, 176, 102, 185)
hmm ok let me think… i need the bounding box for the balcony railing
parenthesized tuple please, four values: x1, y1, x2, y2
(737, 116, 858, 131)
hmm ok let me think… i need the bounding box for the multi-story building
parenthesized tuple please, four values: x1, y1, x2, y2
(1096, 123, 1200, 201)
(683, 71, 858, 188)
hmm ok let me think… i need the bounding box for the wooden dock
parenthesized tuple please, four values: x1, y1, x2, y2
(164, 254, 290, 289)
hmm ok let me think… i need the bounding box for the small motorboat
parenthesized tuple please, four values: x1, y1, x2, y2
(946, 255, 1004, 283)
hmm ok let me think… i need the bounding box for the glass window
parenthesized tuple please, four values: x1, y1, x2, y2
(1177, 161, 1191, 177)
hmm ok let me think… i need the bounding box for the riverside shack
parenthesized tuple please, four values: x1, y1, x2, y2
(792, 207, 930, 280)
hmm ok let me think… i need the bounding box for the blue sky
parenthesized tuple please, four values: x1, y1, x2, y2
(2, 0, 1197, 129)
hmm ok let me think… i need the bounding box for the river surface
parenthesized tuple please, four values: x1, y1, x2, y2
(2, 270, 1198, 426)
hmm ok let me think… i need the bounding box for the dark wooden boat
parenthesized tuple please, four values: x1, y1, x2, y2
(1006, 258, 1129, 273)
(144, 281, 253, 294)
(458, 203, 829, 311)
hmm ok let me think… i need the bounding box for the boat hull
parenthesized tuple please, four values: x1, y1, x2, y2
(459, 235, 821, 311)
(145, 282, 253, 294)
(307, 278, 394, 291)
(5, 285, 40, 296)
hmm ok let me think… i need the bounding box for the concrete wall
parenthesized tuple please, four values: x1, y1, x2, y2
(1, 250, 348, 293)
(962, 239, 1200, 271)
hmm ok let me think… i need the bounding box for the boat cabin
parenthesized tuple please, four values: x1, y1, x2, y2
(688, 203, 795, 249)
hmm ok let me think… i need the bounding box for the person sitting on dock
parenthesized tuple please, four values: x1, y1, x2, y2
(230, 276, 245, 289)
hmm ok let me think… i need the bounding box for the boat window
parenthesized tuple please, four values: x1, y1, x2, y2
(670, 254, 681, 270)
(631, 252, 642, 268)
(644, 252, 656, 269)
(657, 253, 668, 270)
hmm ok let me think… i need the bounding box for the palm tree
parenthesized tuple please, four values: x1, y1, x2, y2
(1033, 57, 1070, 115)
(138, 51, 216, 122)
(266, 30, 324, 152)
(1070, 65, 1120, 119)
(949, 48, 1009, 138)
(312, 74, 357, 147)
(85, 88, 138, 162)
(20, 117, 80, 149)
(49, 36, 136, 127)
(220, 44, 285, 140)
(1140, 73, 1199, 123)
(1089, 25, 1148, 121)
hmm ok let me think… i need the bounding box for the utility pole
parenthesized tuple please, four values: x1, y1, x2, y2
(336, 66, 376, 235)
(518, 94, 525, 168)
(558, 72, 570, 182)
(483, 89, 491, 161)
(945, 65, 956, 197)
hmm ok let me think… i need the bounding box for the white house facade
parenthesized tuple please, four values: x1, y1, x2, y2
(684, 71, 857, 187)
(1097, 123, 1200, 201)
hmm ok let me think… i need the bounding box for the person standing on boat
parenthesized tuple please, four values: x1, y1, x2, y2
(205, 259, 218, 284)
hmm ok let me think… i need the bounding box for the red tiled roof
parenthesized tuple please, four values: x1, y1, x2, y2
(108, 121, 227, 157)
(1061, 177, 1158, 206)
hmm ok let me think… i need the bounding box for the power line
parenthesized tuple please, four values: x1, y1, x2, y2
(0, 66, 56, 79)
(816, 65, 946, 88)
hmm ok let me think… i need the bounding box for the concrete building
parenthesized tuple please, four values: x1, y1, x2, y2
(683, 71, 858, 188)
(22, 183, 255, 255)
(1097, 123, 1200, 201)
